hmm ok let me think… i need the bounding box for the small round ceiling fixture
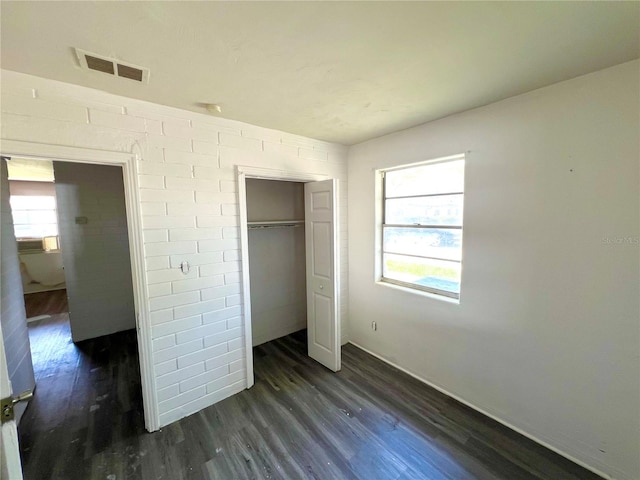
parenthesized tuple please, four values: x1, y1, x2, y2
(205, 103, 222, 114)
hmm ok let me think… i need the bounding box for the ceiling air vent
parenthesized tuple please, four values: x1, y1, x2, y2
(85, 55, 114, 75)
(75, 48, 149, 84)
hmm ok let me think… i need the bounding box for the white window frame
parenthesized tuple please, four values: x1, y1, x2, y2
(9, 194, 59, 241)
(378, 154, 465, 300)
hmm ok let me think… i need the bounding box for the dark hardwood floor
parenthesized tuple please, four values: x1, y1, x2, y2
(19, 320, 602, 480)
(23, 288, 68, 318)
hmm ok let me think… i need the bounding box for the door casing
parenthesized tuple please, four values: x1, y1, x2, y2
(0, 140, 158, 432)
(237, 165, 340, 387)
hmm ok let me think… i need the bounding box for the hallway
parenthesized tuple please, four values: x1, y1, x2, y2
(19, 315, 143, 479)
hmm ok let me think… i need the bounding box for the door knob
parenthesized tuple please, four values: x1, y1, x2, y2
(1, 390, 34, 423)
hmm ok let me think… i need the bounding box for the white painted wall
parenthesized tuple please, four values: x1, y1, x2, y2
(18, 252, 65, 295)
(347, 60, 639, 480)
(246, 179, 306, 346)
(0, 70, 349, 427)
(0, 159, 35, 424)
(53, 162, 136, 342)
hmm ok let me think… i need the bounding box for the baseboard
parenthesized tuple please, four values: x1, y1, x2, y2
(23, 285, 66, 295)
(252, 322, 306, 347)
(348, 341, 613, 480)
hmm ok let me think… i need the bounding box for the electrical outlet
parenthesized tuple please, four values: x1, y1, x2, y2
(372, 321, 377, 331)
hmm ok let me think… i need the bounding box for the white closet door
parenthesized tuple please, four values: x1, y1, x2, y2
(304, 179, 340, 372)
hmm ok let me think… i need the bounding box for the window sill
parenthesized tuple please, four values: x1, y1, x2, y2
(376, 279, 461, 305)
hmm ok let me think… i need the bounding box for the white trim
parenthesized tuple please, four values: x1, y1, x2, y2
(0, 141, 159, 432)
(0, 322, 24, 480)
(375, 280, 461, 305)
(237, 165, 327, 183)
(0, 422, 22, 479)
(1, 140, 137, 163)
(237, 168, 253, 388)
(380, 152, 465, 173)
(26, 315, 51, 324)
(237, 165, 328, 388)
(121, 154, 159, 432)
(348, 341, 613, 480)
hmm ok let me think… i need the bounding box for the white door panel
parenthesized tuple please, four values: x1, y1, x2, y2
(305, 179, 340, 372)
(311, 222, 331, 279)
(1, 157, 26, 479)
(0, 325, 24, 480)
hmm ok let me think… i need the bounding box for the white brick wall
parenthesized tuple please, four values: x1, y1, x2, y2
(0, 70, 349, 427)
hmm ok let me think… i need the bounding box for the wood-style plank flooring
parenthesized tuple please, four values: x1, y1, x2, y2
(23, 288, 68, 318)
(19, 321, 602, 480)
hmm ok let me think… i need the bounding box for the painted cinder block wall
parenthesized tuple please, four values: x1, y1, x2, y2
(347, 60, 639, 480)
(0, 70, 349, 427)
(54, 161, 136, 342)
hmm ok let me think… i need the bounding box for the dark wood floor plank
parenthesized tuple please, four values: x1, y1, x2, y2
(19, 322, 603, 480)
(23, 288, 68, 318)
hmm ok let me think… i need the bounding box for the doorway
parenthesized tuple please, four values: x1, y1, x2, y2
(0, 142, 157, 480)
(7, 159, 66, 321)
(237, 166, 341, 388)
(246, 179, 306, 347)
(2, 157, 145, 475)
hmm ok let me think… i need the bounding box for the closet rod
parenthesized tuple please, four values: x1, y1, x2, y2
(248, 223, 303, 230)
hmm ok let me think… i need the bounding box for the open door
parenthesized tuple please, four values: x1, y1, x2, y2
(0, 324, 24, 480)
(1, 156, 31, 480)
(305, 179, 340, 372)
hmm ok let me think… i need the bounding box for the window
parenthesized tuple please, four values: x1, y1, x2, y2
(380, 155, 465, 299)
(10, 195, 58, 240)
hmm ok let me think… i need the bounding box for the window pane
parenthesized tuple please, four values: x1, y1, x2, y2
(10, 195, 56, 210)
(10, 195, 58, 239)
(385, 159, 464, 197)
(383, 253, 461, 294)
(13, 210, 57, 225)
(383, 227, 462, 261)
(385, 194, 463, 226)
(14, 223, 57, 239)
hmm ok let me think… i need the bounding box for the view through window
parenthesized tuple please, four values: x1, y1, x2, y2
(381, 155, 465, 299)
(10, 195, 58, 240)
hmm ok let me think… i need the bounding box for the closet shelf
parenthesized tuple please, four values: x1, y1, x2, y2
(247, 220, 304, 230)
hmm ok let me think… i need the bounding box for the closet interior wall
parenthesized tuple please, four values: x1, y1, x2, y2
(246, 179, 306, 346)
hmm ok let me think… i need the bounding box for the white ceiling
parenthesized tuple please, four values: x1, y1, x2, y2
(1, 2, 638, 145)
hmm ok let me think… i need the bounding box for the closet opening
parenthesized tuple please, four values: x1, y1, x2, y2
(246, 179, 307, 348)
(237, 167, 341, 388)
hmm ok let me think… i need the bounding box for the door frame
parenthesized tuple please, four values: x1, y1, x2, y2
(237, 165, 329, 388)
(1, 139, 158, 432)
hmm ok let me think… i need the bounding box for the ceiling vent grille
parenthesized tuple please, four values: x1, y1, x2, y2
(75, 48, 149, 84)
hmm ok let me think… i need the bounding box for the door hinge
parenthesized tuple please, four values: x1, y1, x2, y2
(1, 390, 34, 424)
